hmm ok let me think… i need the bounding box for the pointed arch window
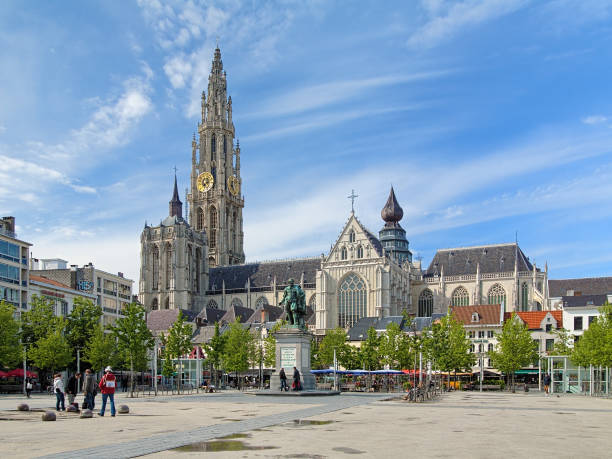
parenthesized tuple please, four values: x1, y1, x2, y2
(357, 245, 364, 259)
(338, 273, 367, 329)
(195, 248, 202, 293)
(223, 135, 227, 154)
(197, 207, 204, 231)
(418, 289, 434, 317)
(151, 298, 158, 310)
(487, 283, 506, 306)
(521, 282, 529, 311)
(164, 297, 170, 310)
(165, 243, 172, 290)
(309, 294, 317, 310)
(341, 247, 348, 260)
(209, 256, 216, 268)
(207, 299, 218, 309)
(349, 230, 355, 243)
(231, 297, 243, 308)
(211, 133, 216, 160)
(152, 245, 159, 291)
(451, 286, 469, 306)
(209, 207, 217, 249)
(256, 296, 268, 308)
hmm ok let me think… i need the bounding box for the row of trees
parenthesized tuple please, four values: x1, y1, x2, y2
(0, 297, 154, 396)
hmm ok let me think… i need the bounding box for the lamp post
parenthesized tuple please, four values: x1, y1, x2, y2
(479, 353, 484, 392)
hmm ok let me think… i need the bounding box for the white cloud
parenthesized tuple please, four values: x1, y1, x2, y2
(582, 115, 608, 125)
(408, 0, 529, 49)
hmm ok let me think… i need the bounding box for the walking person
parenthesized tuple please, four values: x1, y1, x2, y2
(98, 366, 117, 417)
(66, 372, 81, 408)
(53, 373, 66, 411)
(279, 368, 288, 392)
(83, 369, 97, 410)
(544, 373, 551, 396)
(25, 377, 33, 398)
(292, 366, 301, 391)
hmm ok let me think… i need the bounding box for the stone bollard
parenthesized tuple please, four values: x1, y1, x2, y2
(80, 409, 93, 419)
(17, 403, 30, 411)
(42, 411, 56, 421)
(67, 405, 79, 413)
(118, 405, 129, 414)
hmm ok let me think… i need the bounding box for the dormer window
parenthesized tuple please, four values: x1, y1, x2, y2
(471, 312, 480, 323)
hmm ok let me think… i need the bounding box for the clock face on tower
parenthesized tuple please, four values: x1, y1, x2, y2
(196, 172, 214, 192)
(227, 175, 240, 196)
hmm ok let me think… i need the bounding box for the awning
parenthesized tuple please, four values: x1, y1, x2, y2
(7, 369, 38, 378)
(515, 369, 539, 375)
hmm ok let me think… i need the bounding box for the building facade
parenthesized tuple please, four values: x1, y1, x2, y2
(139, 176, 208, 312)
(29, 274, 97, 317)
(0, 217, 30, 311)
(186, 46, 245, 268)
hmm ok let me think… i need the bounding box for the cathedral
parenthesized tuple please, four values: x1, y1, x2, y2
(139, 47, 549, 334)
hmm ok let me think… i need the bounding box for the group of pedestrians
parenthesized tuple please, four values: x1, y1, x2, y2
(50, 366, 117, 416)
(279, 366, 302, 391)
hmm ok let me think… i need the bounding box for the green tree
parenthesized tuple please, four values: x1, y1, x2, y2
(490, 313, 537, 392)
(21, 295, 58, 348)
(109, 302, 154, 397)
(222, 319, 251, 388)
(65, 297, 103, 364)
(359, 327, 381, 371)
(315, 328, 353, 369)
(28, 319, 74, 374)
(0, 301, 22, 368)
(83, 325, 120, 372)
(203, 322, 226, 387)
(161, 312, 194, 393)
(571, 303, 612, 370)
(552, 328, 573, 356)
(380, 322, 412, 370)
(262, 320, 286, 368)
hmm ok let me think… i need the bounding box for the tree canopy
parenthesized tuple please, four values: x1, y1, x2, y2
(0, 301, 22, 368)
(83, 325, 120, 372)
(28, 318, 74, 374)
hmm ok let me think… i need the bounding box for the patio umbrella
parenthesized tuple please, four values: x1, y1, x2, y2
(0, 370, 8, 378)
(7, 369, 38, 378)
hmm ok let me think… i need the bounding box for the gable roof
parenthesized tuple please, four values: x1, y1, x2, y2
(195, 307, 226, 325)
(30, 274, 73, 290)
(450, 304, 503, 326)
(549, 277, 612, 298)
(208, 258, 321, 291)
(147, 309, 197, 332)
(347, 316, 405, 341)
(561, 294, 608, 308)
(425, 243, 533, 277)
(245, 304, 284, 324)
(220, 305, 254, 324)
(504, 311, 563, 330)
(327, 213, 383, 263)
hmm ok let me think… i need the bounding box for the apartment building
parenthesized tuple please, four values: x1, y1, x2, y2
(0, 217, 30, 311)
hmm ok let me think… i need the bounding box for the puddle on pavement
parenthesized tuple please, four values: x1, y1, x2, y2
(291, 419, 334, 426)
(333, 447, 365, 454)
(172, 440, 278, 452)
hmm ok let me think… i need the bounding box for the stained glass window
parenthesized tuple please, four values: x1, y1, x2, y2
(338, 273, 367, 328)
(418, 289, 434, 317)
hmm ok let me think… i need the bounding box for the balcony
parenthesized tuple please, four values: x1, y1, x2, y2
(118, 293, 131, 300)
(103, 307, 117, 314)
(103, 289, 117, 296)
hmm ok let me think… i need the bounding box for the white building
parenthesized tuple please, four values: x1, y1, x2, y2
(28, 274, 97, 317)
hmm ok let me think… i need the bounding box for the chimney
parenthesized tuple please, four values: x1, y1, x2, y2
(260, 308, 266, 324)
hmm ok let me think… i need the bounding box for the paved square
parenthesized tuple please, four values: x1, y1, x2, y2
(0, 391, 610, 458)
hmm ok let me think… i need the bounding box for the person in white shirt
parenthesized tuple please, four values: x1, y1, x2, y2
(53, 374, 65, 411)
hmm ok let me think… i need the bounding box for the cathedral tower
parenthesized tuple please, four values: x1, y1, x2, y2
(379, 187, 412, 265)
(187, 47, 245, 267)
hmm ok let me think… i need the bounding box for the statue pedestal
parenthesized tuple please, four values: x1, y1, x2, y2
(270, 328, 316, 391)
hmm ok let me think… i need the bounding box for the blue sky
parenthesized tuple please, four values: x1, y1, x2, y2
(1, 0, 612, 284)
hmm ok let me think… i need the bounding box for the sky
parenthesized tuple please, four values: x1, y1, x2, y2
(1, 0, 612, 285)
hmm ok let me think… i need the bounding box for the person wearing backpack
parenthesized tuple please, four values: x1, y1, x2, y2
(98, 366, 116, 417)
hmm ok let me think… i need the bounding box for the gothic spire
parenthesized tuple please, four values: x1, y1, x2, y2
(381, 186, 403, 227)
(169, 173, 183, 218)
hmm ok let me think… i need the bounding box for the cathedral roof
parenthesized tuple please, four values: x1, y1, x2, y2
(381, 187, 404, 227)
(424, 243, 533, 277)
(208, 258, 321, 291)
(548, 277, 612, 298)
(355, 217, 384, 257)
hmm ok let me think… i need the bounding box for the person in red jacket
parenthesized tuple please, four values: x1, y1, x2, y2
(98, 366, 116, 417)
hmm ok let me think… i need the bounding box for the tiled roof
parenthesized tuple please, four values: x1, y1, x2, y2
(208, 258, 321, 291)
(548, 277, 612, 298)
(195, 307, 226, 325)
(354, 216, 384, 257)
(450, 304, 503, 326)
(147, 309, 198, 332)
(220, 305, 255, 324)
(561, 294, 608, 308)
(29, 275, 73, 290)
(245, 304, 284, 324)
(425, 243, 533, 277)
(191, 325, 217, 344)
(347, 316, 405, 341)
(504, 311, 563, 330)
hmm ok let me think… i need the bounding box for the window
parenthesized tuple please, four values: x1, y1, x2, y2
(574, 335, 580, 344)
(533, 339, 540, 352)
(546, 339, 554, 352)
(487, 284, 506, 306)
(223, 135, 227, 154)
(451, 286, 469, 306)
(418, 289, 434, 317)
(206, 300, 218, 309)
(478, 330, 485, 338)
(256, 296, 268, 308)
(471, 312, 480, 323)
(309, 294, 317, 310)
(521, 282, 529, 311)
(0, 240, 20, 262)
(231, 297, 243, 308)
(357, 245, 364, 258)
(574, 316, 583, 331)
(211, 133, 216, 159)
(165, 244, 172, 290)
(164, 297, 169, 310)
(209, 207, 217, 249)
(151, 298, 158, 310)
(195, 248, 201, 293)
(470, 344, 475, 353)
(338, 273, 367, 329)
(152, 246, 159, 290)
(349, 230, 355, 243)
(197, 207, 204, 230)
(588, 316, 597, 326)
(478, 344, 484, 353)
(545, 324, 552, 332)
(487, 330, 494, 338)
(488, 343, 494, 352)
(468, 331, 475, 339)
(209, 256, 216, 268)
(341, 247, 348, 260)
(0, 262, 19, 284)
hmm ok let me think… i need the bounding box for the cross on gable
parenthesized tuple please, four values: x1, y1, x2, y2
(347, 189, 358, 212)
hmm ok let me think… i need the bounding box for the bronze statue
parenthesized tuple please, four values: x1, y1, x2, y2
(279, 278, 306, 329)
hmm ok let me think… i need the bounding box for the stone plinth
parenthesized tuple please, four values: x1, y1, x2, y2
(270, 327, 316, 391)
